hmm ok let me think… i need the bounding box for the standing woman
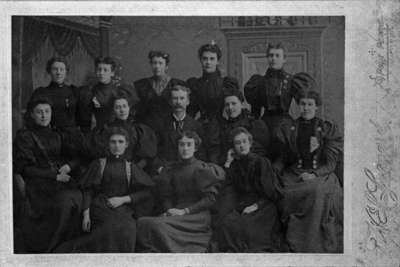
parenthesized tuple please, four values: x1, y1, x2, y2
(273, 89, 343, 253)
(13, 98, 83, 252)
(186, 42, 239, 122)
(29, 57, 84, 132)
(216, 127, 282, 252)
(134, 51, 185, 130)
(89, 90, 158, 170)
(137, 131, 224, 252)
(55, 127, 155, 253)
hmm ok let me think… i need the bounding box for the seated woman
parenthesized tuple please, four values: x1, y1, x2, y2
(208, 86, 270, 165)
(55, 127, 154, 253)
(216, 127, 282, 252)
(89, 90, 157, 169)
(137, 131, 224, 252)
(13, 98, 83, 253)
(274, 89, 343, 253)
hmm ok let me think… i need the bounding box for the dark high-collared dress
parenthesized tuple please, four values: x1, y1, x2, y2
(137, 158, 224, 252)
(13, 124, 83, 253)
(216, 153, 282, 252)
(134, 76, 185, 131)
(55, 155, 155, 253)
(273, 117, 343, 253)
(207, 111, 271, 165)
(88, 117, 158, 164)
(30, 82, 81, 132)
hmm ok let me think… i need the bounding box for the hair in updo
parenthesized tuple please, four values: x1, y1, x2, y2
(107, 126, 130, 143)
(266, 43, 287, 57)
(148, 50, 170, 65)
(198, 43, 222, 60)
(177, 130, 202, 150)
(298, 90, 322, 106)
(46, 57, 69, 74)
(94, 56, 117, 71)
(229, 127, 253, 146)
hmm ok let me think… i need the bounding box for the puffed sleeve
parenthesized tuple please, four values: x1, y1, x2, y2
(206, 117, 222, 165)
(134, 123, 158, 159)
(74, 85, 93, 133)
(313, 120, 343, 177)
(186, 77, 201, 118)
(249, 118, 271, 158)
(80, 159, 103, 211)
(186, 162, 225, 214)
(13, 130, 58, 180)
(129, 163, 155, 217)
(244, 74, 264, 118)
(290, 72, 316, 102)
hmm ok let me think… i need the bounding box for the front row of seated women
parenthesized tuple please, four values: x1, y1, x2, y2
(13, 85, 343, 253)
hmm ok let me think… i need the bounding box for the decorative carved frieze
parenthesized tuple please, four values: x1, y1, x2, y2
(220, 16, 332, 29)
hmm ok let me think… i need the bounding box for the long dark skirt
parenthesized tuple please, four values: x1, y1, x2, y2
(279, 169, 343, 253)
(19, 188, 83, 253)
(137, 210, 212, 252)
(216, 202, 282, 252)
(55, 196, 137, 253)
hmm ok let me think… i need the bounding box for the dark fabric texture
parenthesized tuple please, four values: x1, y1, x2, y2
(274, 117, 343, 253)
(13, 125, 83, 252)
(137, 158, 224, 252)
(207, 111, 270, 165)
(55, 156, 154, 253)
(216, 153, 283, 252)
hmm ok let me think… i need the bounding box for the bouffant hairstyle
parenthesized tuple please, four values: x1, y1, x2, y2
(107, 126, 130, 143)
(177, 130, 202, 150)
(94, 56, 117, 71)
(198, 43, 222, 60)
(46, 57, 69, 74)
(24, 97, 53, 127)
(298, 90, 322, 107)
(148, 50, 170, 65)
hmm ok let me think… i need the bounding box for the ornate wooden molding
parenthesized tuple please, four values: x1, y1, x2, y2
(220, 16, 332, 29)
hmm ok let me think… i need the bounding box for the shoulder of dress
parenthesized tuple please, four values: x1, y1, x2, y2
(15, 128, 33, 140)
(134, 78, 150, 88)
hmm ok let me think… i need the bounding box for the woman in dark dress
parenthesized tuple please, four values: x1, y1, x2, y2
(55, 127, 155, 253)
(134, 51, 185, 130)
(29, 57, 84, 132)
(137, 131, 225, 252)
(274, 90, 343, 253)
(216, 127, 282, 252)
(78, 57, 137, 131)
(207, 87, 270, 165)
(89, 90, 157, 169)
(13, 98, 83, 252)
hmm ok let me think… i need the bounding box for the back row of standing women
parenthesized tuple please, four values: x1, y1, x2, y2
(13, 42, 343, 253)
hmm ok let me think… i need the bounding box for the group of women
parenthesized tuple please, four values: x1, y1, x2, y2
(13, 42, 343, 253)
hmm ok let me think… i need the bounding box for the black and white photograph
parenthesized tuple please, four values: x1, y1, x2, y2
(11, 15, 344, 254)
(3, 1, 400, 266)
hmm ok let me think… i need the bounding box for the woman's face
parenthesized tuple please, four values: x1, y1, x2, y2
(224, 96, 243, 119)
(233, 132, 252, 156)
(178, 136, 196, 160)
(200, 51, 218, 73)
(109, 134, 129, 156)
(113, 98, 130, 120)
(49, 61, 67, 84)
(267, 48, 286, 70)
(96, 63, 115, 84)
(150, 56, 168, 77)
(299, 98, 318, 120)
(31, 103, 52, 127)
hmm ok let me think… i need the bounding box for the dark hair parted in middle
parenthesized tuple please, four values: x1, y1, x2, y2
(148, 50, 170, 65)
(198, 43, 222, 60)
(107, 126, 130, 143)
(169, 84, 191, 98)
(230, 127, 253, 145)
(46, 57, 69, 74)
(95, 56, 117, 71)
(266, 42, 287, 57)
(177, 130, 202, 150)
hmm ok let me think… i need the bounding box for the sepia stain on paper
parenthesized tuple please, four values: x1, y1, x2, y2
(361, 0, 400, 265)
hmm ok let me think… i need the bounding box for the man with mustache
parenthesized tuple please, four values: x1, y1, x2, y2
(151, 85, 205, 176)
